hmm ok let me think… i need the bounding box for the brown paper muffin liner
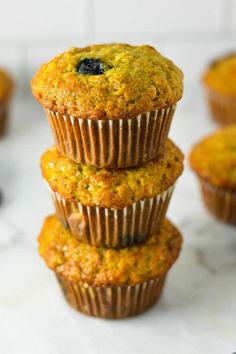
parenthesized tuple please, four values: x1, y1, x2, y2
(50, 185, 174, 248)
(56, 274, 166, 319)
(205, 88, 236, 125)
(200, 179, 236, 225)
(45, 105, 176, 168)
(0, 102, 8, 137)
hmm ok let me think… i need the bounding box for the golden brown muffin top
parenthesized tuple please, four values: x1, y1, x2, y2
(41, 139, 184, 209)
(189, 126, 236, 190)
(203, 53, 236, 97)
(31, 44, 183, 119)
(0, 68, 13, 102)
(38, 215, 182, 286)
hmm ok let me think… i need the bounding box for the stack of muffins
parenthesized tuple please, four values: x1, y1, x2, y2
(31, 44, 184, 319)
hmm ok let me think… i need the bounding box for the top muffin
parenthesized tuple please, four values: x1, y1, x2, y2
(203, 53, 236, 97)
(31, 43, 183, 119)
(0, 68, 13, 102)
(189, 125, 236, 190)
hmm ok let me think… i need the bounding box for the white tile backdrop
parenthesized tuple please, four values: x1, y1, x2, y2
(0, 0, 235, 91)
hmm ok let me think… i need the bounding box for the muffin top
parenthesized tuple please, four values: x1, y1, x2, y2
(0, 68, 13, 102)
(189, 126, 236, 190)
(38, 215, 182, 286)
(203, 53, 236, 97)
(41, 139, 184, 209)
(31, 43, 183, 119)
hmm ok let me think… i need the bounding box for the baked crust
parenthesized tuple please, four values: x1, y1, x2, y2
(41, 139, 184, 209)
(31, 44, 183, 119)
(38, 216, 182, 286)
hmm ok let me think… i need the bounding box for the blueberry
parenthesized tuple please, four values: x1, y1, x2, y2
(77, 58, 105, 75)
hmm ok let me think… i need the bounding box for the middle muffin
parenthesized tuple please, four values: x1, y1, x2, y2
(41, 139, 184, 248)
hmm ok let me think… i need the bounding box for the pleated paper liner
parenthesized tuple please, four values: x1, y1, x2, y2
(200, 180, 236, 225)
(0, 102, 9, 137)
(57, 274, 166, 319)
(205, 88, 236, 125)
(45, 105, 176, 168)
(51, 185, 174, 248)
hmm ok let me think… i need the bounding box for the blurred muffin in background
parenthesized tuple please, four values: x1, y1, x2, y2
(189, 125, 236, 225)
(203, 53, 236, 125)
(0, 68, 13, 137)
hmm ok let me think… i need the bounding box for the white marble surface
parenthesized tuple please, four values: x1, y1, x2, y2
(0, 88, 236, 354)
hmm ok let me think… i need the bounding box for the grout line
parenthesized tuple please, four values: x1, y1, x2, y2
(122, 30, 236, 43)
(0, 29, 236, 47)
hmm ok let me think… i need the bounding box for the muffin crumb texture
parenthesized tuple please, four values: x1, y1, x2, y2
(189, 125, 236, 189)
(41, 139, 184, 208)
(31, 43, 183, 119)
(38, 216, 182, 286)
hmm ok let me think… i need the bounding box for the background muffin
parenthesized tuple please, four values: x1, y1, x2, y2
(0, 68, 13, 136)
(38, 215, 182, 318)
(203, 53, 236, 125)
(189, 125, 236, 224)
(32, 44, 183, 168)
(41, 139, 184, 247)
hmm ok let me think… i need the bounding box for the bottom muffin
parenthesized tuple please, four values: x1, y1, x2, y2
(189, 125, 236, 225)
(38, 216, 182, 319)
